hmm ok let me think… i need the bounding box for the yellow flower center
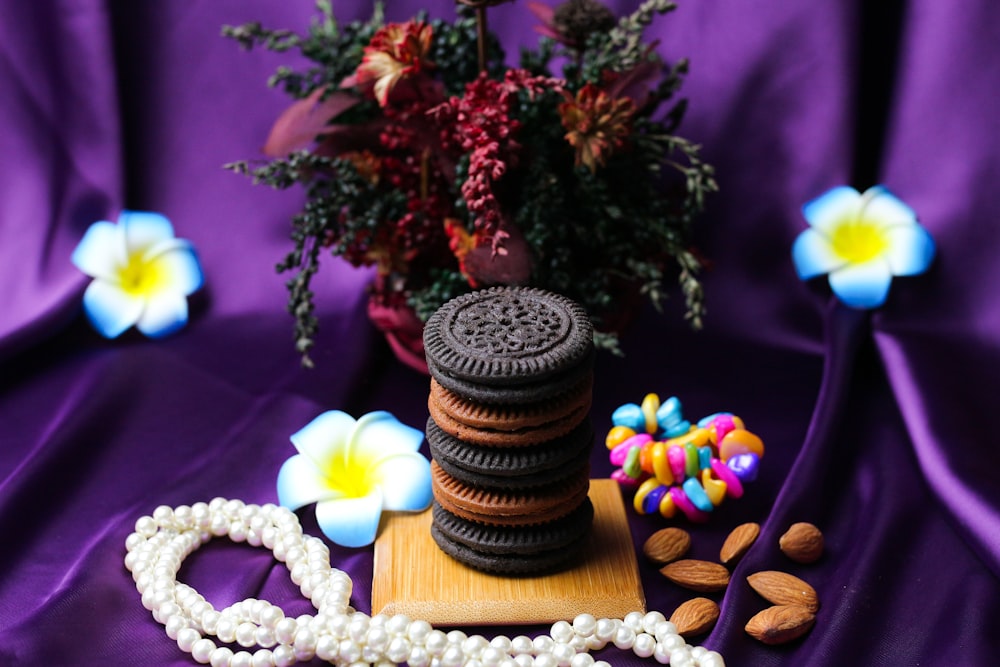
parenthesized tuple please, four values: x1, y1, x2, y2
(327, 451, 377, 498)
(829, 217, 889, 263)
(117, 252, 166, 297)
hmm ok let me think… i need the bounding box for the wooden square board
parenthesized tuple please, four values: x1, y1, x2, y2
(371, 479, 646, 626)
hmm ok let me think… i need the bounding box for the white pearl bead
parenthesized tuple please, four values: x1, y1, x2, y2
(513, 654, 534, 667)
(272, 644, 296, 667)
(653, 640, 672, 664)
(462, 634, 489, 657)
(209, 645, 234, 667)
(698, 650, 726, 667)
(235, 622, 257, 647)
(489, 635, 513, 653)
(136, 516, 157, 537)
(632, 632, 656, 659)
(594, 618, 617, 641)
(570, 652, 595, 667)
(339, 638, 362, 663)
(230, 650, 253, 667)
(216, 617, 237, 644)
(550, 620, 574, 643)
(274, 617, 297, 644)
(293, 627, 317, 660)
(255, 625, 276, 648)
(534, 652, 558, 667)
(670, 647, 694, 667)
(572, 614, 597, 638)
(659, 633, 685, 652)
(316, 634, 339, 661)
(387, 636, 412, 663)
(532, 635, 555, 654)
(623, 611, 645, 632)
(408, 645, 431, 667)
(165, 614, 189, 640)
(594, 661, 613, 667)
(425, 630, 449, 656)
(653, 621, 678, 641)
(613, 625, 635, 650)
(387, 614, 410, 636)
(191, 637, 215, 664)
(441, 645, 465, 667)
(251, 649, 274, 667)
(446, 630, 467, 645)
(177, 627, 201, 652)
(511, 635, 534, 655)
(481, 646, 506, 667)
(551, 641, 575, 666)
(584, 636, 607, 651)
(642, 612, 666, 634)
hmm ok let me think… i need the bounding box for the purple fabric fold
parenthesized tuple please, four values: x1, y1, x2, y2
(1, 1, 998, 666)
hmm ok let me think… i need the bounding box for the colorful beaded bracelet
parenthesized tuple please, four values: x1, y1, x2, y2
(606, 394, 764, 522)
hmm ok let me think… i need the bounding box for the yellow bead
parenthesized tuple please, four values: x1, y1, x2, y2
(658, 491, 676, 518)
(640, 393, 660, 434)
(701, 468, 727, 506)
(651, 441, 673, 486)
(606, 425, 636, 450)
(665, 427, 710, 449)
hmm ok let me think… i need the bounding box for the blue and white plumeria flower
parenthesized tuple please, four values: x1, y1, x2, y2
(71, 210, 204, 338)
(793, 185, 935, 309)
(276, 410, 432, 548)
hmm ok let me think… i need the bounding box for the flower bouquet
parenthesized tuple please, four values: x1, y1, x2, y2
(225, 0, 716, 369)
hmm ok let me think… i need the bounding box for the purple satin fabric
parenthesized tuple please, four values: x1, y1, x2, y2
(2, 1, 998, 665)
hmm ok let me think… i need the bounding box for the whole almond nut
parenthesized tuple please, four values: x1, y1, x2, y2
(719, 522, 760, 566)
(779, 522, 824, 563)
(745, 604, 816, 645)
(669, 597, 720, 637)
(747, 570, 820, 612)
(660, 559, 730, 592)
(643, 527, 692, 565)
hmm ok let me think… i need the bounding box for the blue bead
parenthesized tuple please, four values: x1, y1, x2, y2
(728, 453, 761, 482)
(698, 446, 713, 471)
(611, 404, 646, 432)
(682, 477, 714, 512)
(642, 485, 668, 514)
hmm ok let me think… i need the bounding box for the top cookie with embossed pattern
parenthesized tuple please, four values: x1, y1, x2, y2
(423, 287, 594, 404)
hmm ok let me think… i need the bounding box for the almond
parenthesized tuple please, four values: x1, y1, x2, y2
(719, 522, 760, 566)
(643, 527, 691, 565)
(779, 522, 824, 563)
(669, 597, 720, 637)
(744, 604, 816, 645)
(660, 559, 730, 592)
(746, 570, 820, 612)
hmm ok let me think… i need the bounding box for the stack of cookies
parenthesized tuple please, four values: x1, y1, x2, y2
(422, 286, 596, 575)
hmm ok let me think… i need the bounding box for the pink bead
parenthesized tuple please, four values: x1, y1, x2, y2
(667, 445, 687, 482)
(609, 433, 653, 466)
(709, 414, 737, 444)
(668, 486, 710, 522)
(612, 469, 642, 488)
(710, 458, 744, 499)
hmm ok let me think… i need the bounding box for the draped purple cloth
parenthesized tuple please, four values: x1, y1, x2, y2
(2, 1, 998, 665)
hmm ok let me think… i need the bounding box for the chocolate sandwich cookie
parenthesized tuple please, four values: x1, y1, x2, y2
(423, 287, 595, 404)
(426, 417, 594, 489)
(431, 523, 588, 575)
(431, 461, 590, 526)
(429, 376, 593, 432)
(430, 499, 594, 575)
(428, 392, 587, 447)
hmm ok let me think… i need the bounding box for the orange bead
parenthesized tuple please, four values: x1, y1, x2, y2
(719, 429, 765, 462)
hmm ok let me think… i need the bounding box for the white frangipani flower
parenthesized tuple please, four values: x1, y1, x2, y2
(71, 210, 204, 338)
(276, 410, 432, 548)
(793, 185, 935, 309)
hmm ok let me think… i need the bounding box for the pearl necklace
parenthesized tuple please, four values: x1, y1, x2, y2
(125, 499, 726, 667)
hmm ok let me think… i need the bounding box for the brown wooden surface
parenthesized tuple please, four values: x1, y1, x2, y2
(371, 479, 646, 626)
